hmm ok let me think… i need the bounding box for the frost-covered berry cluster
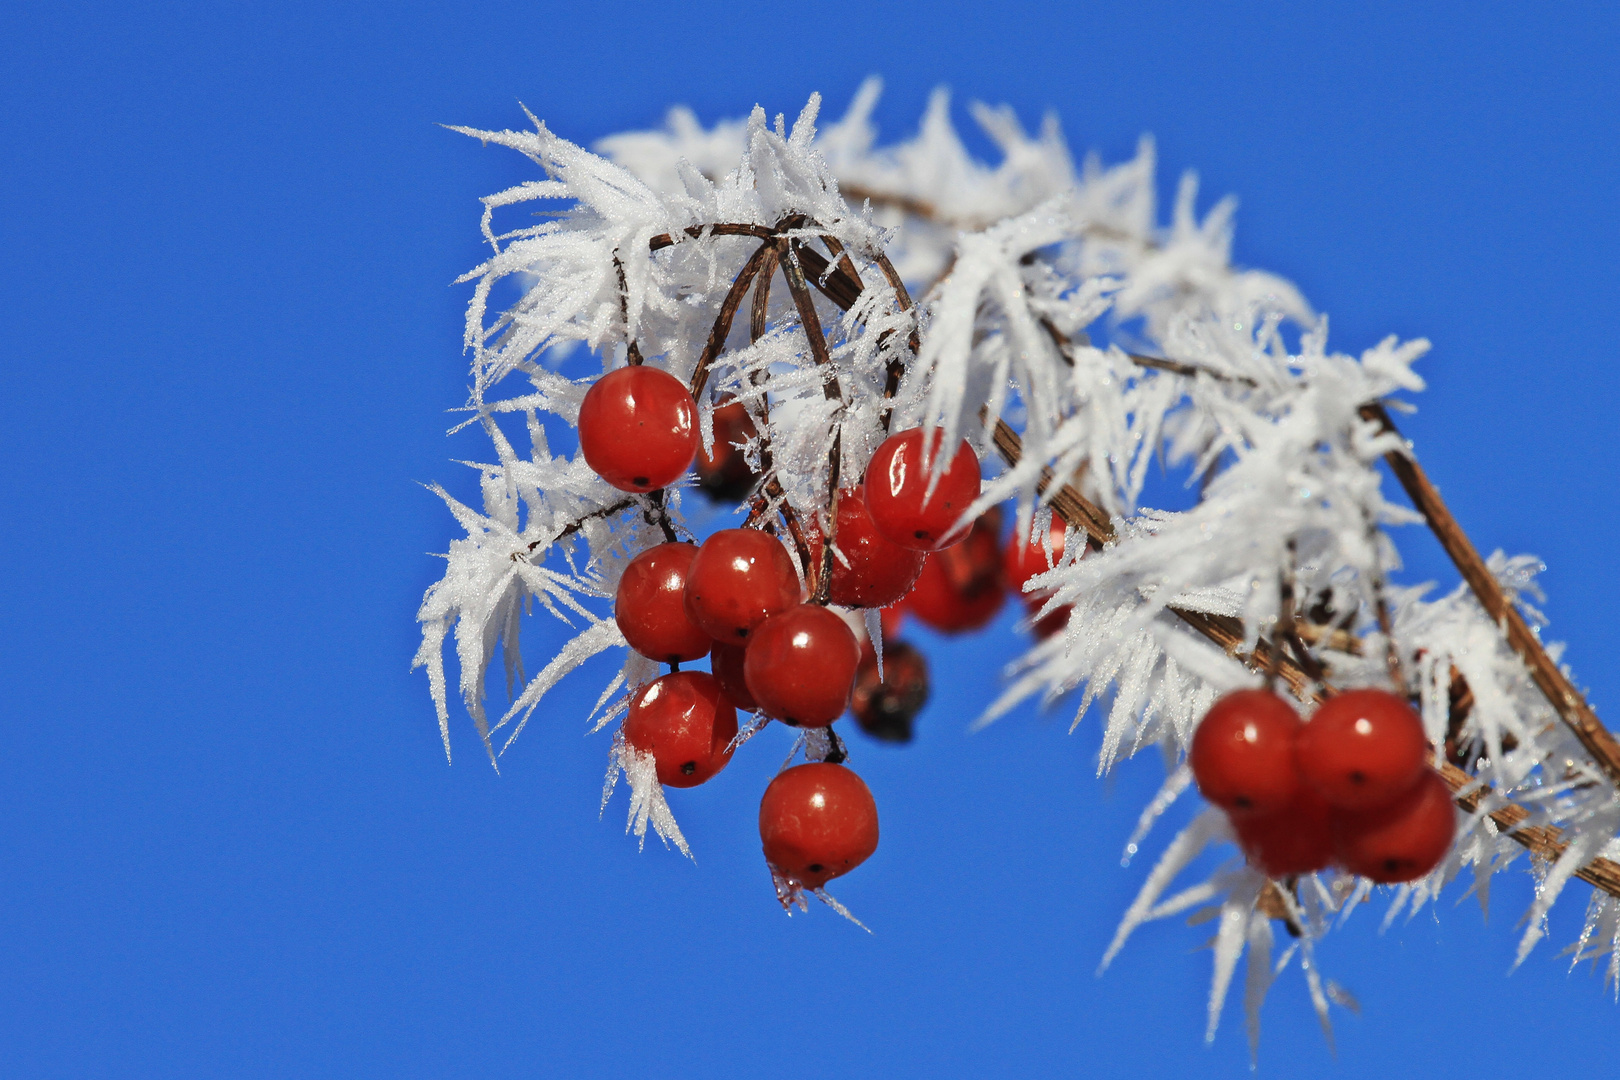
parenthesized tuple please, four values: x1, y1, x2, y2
(416, 80, 1620, 1048)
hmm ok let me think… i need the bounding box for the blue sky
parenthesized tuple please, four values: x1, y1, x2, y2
(3, 2, 1619, 1076)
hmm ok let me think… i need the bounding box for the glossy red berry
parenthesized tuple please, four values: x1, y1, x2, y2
(1233, 785, 1335, 877)
(623, 671, 738, 788)
(709, 641, 757, 712)
(849, 640, 930, 743)
(578, 365, 699, 492)
(905, 509, 1005, 634)
(759, 762, 880, 890)
(683, 529, 802, 642)
(1332, 769, 1456, 883)
(695, 398, 760, 501)
(863, 427, 982, 551)
(1003, 514, 1071, 595)
(614, 542, 712, 663)
(743, 605, 861, 727)
(807, 486, 927, 609)
(1296, 688, 1428, 810)
(1188, 689, 1304, 818)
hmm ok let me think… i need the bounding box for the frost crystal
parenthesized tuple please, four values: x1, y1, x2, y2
(419, 82, 1620, 1038)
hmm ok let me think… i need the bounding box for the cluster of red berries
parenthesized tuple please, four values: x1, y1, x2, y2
(1189, 687, 1457, 883)
(582, 363, 996, 896)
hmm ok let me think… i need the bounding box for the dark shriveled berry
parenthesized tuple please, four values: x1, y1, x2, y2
(849, 640, 930, 743)
(695, 399, 760, 502)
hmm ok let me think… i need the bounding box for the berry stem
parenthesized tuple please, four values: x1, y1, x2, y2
(688, 238, 775, 399)
(611, 253, 643, 367)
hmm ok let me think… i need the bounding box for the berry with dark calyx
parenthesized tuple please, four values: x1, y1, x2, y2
(709, 641, 757, 712)
(623, 671, 739, 788)
(1189, 688, 1304, 818)
(614, 542, 712, 663)
(863, 427, 983, 551)
(807, 486, 927, 609)
(1233, 785, 1335, 878)
(743, 605, 861, 727)
(1296, 688, 1428, 810)
(1332, 769, 1457, 883)
(849, 640, 930, 743)
(578, 365, 699, 493)
(683, 529, 802, 642)
(905, 508, 1005, 635)
(695, 398, 760, 502)
(759, 762, 880, 891)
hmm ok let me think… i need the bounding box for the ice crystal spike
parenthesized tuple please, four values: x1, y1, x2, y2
(421, 84, 1620, 1047)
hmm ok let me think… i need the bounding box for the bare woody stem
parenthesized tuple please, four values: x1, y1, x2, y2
(1042, 313, 1620, 789)
(989, 418, 1620, 902)
(1361, 403, 1620, 789)
(638, 214, 1620, 904)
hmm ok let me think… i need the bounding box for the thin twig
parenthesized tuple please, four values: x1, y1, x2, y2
(612, 253, 643, 366)
(525, 497, 636, 553)
(811, 430, 843, 605)
(779, 241, 843, 402)
(990, 418, 1620, 901)
(1362, 403, 1620, 788)
(689, 240, 774, 398)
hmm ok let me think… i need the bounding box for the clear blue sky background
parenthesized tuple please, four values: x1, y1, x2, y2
(4, 2, 1618, 1076)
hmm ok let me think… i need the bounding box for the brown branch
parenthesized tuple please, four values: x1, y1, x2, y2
(989, 417, 1620, 902)
(751, 245, 779, 343)
(1362, 403, 1620, 789)
(643, 207, 1620, 898)
(787, 240, 864, 311)
(1437, 759, 1620, 897)
(647, 223, 780, 251)
(811, 431, 843, 605)
(779, 240, 843, 402)
(688, 240, 774, 398)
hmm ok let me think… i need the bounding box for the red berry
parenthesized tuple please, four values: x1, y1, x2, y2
(1332, 769, 1456, 883)
(623, 671, 738, 788)
(905, 509, 1005, 634)
(849, 640, 930, 743)
(759, 762, 880, 890)
(578, 366, 698, 492)
(863, 427, 982, 551)
(709, 641, 757, 711)
(1233, 786, 1335, 877)
(1003, 514, 1071, 595)
(807, 486, 927, 609)
(1189, 689, 1304, 818)
(1296, 688, 1428, 810)
(683, 529, 802, 642)
(614, 542, 713, 663)
(743, 605, 861, 727)
(696, 398, 760, 501)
